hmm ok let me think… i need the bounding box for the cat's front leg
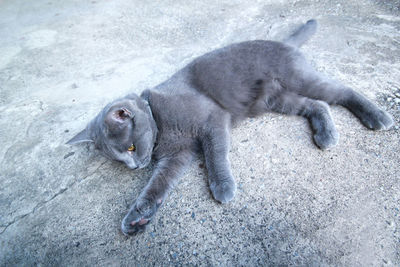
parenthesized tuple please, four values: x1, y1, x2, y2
(201, 122, 236, 203)
(121, 151, 192, 235)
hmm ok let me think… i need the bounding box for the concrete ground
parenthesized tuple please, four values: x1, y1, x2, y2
(1, 0, 399, 265)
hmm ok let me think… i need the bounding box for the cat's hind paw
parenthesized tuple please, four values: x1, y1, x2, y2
(360, 109, 394, 131)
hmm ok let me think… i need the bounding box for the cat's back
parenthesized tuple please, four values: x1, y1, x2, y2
(187, 40, 300, 118)
(189, 40, 297, 74)
(193, 40, 287, 61)
(148, 40, 303, 124)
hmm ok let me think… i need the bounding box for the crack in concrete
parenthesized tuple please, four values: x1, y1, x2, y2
(0, 160, 108, 235)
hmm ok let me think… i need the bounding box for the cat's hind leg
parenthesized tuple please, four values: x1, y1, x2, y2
(339, 89, 393, 130)
(265, 92, 339, 149)
(290, 65, 393, 130)
(201, 114, 236, 203)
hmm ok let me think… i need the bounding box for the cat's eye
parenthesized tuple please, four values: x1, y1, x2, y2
(127, 144, 136, 151)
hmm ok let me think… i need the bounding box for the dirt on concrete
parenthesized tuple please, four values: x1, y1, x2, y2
(0, 0, 399, 266)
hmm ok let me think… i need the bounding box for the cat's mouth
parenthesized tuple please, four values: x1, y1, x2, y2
(125, 160, 139, 170)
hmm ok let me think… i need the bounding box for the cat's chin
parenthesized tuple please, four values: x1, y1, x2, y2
(124, 159, 150, 170)
(125, 162, 139, 170)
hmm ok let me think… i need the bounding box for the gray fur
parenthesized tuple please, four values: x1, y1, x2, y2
(67, 19, 393, 235)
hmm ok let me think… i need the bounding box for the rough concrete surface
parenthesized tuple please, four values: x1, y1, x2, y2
(0, 0, 399, 266)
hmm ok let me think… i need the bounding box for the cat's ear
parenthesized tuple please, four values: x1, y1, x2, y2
(104, 107, 133, 130)
(66, 128, 93, 145)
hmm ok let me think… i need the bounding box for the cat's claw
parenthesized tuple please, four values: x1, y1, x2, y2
(121, 199, 160, 236)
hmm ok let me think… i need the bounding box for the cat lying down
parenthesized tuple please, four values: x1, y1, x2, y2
(67, 19, 393, 235)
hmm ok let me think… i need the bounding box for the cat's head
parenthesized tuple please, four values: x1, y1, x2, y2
(67, 93, 157, 169)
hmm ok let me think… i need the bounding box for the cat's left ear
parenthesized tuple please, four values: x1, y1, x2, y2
(66, 127, 93, 145)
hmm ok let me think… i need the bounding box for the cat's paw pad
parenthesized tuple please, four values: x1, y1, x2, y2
(361, 109, 393, 130)
(121, 199, 161, 236)
(210, 179, 236, 203)
(314, 128, 339, 150)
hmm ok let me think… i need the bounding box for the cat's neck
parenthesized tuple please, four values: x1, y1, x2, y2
(140, 90, 159, 151)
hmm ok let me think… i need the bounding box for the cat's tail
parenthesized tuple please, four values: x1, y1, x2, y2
(284, 19, 317, 48)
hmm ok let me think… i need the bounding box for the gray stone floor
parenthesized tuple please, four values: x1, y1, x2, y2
(1, 0, 399, 265)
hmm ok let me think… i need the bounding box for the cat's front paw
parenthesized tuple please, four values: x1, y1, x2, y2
(121, 198, 161, 236)
(210, 177, 236, 204)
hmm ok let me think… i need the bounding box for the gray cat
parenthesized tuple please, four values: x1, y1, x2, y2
(67, 20, 393, 235)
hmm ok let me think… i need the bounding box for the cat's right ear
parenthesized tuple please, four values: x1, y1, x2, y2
(104, 107, 133, 131)
(66, 128, 93, 145)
